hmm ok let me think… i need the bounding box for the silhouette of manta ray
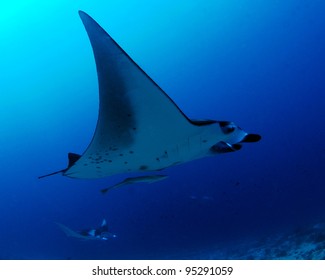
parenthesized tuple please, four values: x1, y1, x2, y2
(39, 11, 261, 180)
(56, 219, 116, 240)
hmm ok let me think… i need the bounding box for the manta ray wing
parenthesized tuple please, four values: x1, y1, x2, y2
(56, 11, 260, 179)
(55, 222, 94, 240)
(64, 11, 219, 178)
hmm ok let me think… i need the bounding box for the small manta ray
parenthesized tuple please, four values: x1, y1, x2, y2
(56, 219, 117, 240)
(39, 11, 261, 180)
(100, 174, 168, 194)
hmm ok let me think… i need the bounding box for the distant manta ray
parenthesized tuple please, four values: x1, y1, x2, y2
(56, 219, 116, 240)
(39, 11, 261, 180)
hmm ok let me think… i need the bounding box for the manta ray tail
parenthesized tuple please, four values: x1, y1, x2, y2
(38, 169, 66, 179)
(38, 153, 81, 179)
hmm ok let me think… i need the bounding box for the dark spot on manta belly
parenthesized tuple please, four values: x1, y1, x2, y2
(161, 151, 168, 158)
(139, 165, 148, 170)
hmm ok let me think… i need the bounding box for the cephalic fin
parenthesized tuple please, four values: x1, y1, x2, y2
(241, 134, 261, 143)
(210, 141, 242, 154)
(101, 219, 107, 227)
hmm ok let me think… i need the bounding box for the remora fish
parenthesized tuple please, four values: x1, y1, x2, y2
(100, 174, 168, 194)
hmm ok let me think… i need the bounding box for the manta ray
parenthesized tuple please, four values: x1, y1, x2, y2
(39, 11, 261, 180)
(56, 219, 117, 240)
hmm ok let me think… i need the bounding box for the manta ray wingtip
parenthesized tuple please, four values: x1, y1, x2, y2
(78, 10, 86, 16)
(78, 10, 92, 22)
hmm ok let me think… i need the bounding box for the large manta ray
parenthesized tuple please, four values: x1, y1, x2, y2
(40, 11, 261, 180)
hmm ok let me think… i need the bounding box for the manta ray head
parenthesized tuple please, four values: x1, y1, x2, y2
(219, 121, 261, 143)
(210, 121, 261, 154)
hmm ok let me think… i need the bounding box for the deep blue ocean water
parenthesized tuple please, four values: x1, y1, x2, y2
(1, 0, 324, 259)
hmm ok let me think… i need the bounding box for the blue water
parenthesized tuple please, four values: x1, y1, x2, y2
(1, 0, 324, 259)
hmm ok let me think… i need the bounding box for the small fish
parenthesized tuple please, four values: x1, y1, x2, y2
(100, 174, 168, 194)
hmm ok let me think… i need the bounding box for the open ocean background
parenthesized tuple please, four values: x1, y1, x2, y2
(1, 0, 324, 259)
